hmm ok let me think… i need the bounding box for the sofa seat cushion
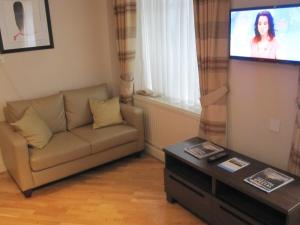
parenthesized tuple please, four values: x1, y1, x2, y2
(30, 132, 91, 171)
(71, 125, 138, 154)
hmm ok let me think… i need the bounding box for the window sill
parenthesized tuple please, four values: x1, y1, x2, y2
(133, 95, 201, 120)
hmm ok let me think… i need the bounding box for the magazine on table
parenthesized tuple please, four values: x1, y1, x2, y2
(184, 141, 224, 160)
(244, 168, 294, 193)
(218, 157, 250, 173)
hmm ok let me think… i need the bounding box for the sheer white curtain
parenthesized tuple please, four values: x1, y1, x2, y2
(134, 0, 199, 106)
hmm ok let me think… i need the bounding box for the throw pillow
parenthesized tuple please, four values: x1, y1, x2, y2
(89, 96, 123, 129)
(10, 106, 53, 149)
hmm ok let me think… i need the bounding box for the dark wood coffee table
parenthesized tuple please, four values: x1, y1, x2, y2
(164, 137, 300, 225)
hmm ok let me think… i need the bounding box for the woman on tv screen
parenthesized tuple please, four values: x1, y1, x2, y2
(230, 4, 300, 63)
(250, 11, 281, 59)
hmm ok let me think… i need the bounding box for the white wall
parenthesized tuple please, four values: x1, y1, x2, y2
(0, 0, 120, 172)
(228, 0, 300, 170)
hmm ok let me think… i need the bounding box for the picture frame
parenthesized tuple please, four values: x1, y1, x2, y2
(0, 0, 54, 54)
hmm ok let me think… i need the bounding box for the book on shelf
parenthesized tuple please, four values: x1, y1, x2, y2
(184, 141, 224, 160)
(218, 157, 250, 173)
(244, 168, 294, 193)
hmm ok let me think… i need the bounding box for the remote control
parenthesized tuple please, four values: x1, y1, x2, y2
(207, 151, 229, 163)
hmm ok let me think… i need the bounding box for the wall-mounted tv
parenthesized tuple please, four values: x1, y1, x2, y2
(230, 4, 300, 64)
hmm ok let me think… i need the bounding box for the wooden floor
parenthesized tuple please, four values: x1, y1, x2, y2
(0, 154, 206, 225)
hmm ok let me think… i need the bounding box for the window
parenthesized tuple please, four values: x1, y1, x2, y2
(134, 0, 200, 106)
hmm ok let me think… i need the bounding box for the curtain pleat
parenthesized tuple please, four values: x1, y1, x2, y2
(114, 0, 137, 104)
(288, 70, 300, 176)
(193, 0, 230, 146)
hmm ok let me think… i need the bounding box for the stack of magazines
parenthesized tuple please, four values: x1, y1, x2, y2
(244, 168, 294, 193)
(184, 141, 224, 159)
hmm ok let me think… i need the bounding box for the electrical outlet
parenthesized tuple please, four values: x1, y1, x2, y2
(269, 118, 280, 133)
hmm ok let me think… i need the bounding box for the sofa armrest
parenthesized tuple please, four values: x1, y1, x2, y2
(0, 122, 34, 191)
(120, 104, 145, 150)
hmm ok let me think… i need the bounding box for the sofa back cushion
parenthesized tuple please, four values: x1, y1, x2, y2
(63, 84, 109, 130)
(5, 93, 66, 133)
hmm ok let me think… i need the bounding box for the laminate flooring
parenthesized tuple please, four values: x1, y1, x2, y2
(0, 154, 206, 225)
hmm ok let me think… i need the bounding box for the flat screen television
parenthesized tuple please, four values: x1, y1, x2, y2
(230, 4, 300, 64)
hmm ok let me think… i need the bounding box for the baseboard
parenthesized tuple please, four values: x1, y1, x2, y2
(145, 142, 165, 162)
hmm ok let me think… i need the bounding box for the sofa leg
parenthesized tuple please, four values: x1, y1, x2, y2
(23, 189, 32, 198)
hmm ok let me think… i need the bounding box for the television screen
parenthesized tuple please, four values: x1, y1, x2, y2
(230, 4, 300, 64)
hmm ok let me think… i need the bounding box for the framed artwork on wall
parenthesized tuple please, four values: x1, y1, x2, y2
(0, 0, 54, 54)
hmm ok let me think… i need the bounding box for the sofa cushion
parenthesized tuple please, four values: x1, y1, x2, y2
(71, 124, 138, 154)
(63, 84, 109, 130)
(30, 132, 91, 171)
(11, 107, 53, 149)
(89, 96, 123, 129)
(5, 93, 66, 133)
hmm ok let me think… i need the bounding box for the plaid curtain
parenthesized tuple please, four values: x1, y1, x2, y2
(114, 0, 136, 104)
(193, 0, 230, 146)
(288, 72, 300, 176)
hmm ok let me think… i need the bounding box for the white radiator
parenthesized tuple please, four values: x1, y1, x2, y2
(134, 95, 200, 161)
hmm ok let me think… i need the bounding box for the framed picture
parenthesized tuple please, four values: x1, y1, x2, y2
(0, 0, 54, 53)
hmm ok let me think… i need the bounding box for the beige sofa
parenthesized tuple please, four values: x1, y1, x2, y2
(0, 84, 144, 197)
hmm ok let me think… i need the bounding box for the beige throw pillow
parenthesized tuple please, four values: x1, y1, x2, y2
(89, 97, 123, 129)
(10, 107, 53, 149)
